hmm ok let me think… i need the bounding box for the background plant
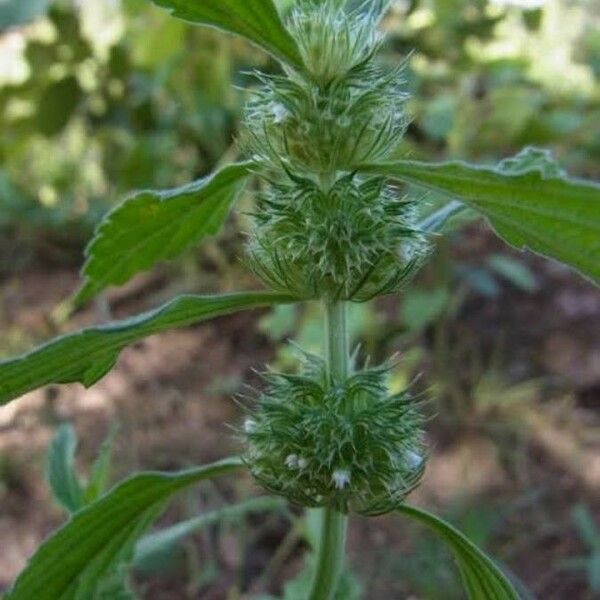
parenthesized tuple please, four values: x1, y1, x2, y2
(0, 1, 599, 599)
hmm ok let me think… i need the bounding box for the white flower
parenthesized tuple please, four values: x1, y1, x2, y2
(332, 469, 351, 489)
(244, 418, 257, 433)
(271, 102, 289, 123)
(405, 450, 423, 470)
(297, 457, 308, 469)
(285, 454, 299, 469)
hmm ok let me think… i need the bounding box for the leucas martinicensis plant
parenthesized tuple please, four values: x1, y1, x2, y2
(1, 1, 599, 598)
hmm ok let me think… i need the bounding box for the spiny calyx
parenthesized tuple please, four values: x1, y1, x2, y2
(242, 0, 425, 302)
(242, 351, 426, 516)
(247, 173, 426, 301)
(288, 0, 384, 85)
(244, 2, 407, 174)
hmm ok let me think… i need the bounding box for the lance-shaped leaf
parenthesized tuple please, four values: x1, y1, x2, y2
(0, 291, 296, 405)
(149, 0, 303, 69)
(84, 423, 119, 505)
(76, 161, 256, 305)
(6, 458, 243, 600)
(397, 504, 520, 600)
(134, 496, 287, 571)
(47, 423, 85, 514)
(361, 148, 600, 282)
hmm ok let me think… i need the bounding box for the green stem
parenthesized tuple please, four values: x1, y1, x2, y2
(324, 300, 349, 382)
(307, 300, 349, 600)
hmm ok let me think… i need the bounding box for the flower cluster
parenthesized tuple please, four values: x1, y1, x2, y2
(288, 0, 384, 85)
(240, 0, 429, 511)
(247, 173, 427, 301)
(243, 3, 408, 175)
(242, 351, 426, 516)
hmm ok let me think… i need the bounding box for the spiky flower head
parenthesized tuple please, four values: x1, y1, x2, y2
(287, 0, 384, 85)
(243, 1, 408, 174)
(247, 172, 427, 301)
(242, 350, 426, 516)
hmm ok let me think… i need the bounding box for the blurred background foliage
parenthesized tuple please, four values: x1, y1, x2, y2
(0, 1, 599, 599)
(0, 0, 598, 272)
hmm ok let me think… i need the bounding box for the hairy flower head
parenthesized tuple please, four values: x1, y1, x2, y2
(242, 1, 408, 174)
(241, 350, 427, 516)
(247, 172, 427, 301)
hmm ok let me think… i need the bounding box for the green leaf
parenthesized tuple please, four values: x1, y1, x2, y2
(397, 504, 521, 600)
(487, 255, 537, 293)
(5, 458, 243, 600)
(76, 161, 256, 305)
(134, 496, 287, 571)
(47, 424, 85, 514)
(360, 148, 600, 283)
(572, 504, 600, 552)
(0, 291, 296, 405)
(148, 0, 303, 69)
(402, 288, 450, 331)
(84, 423, 120, 505)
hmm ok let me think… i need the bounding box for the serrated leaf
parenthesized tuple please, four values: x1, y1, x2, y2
(134, 496, 286, 571)
(397, 504, 521, 600)
(0, 291, 296, 405)
(5, 458, 243, 600)
(148, 0, 303, 69)
(76, 161, 256, 304)
(47, 424, 85, 514)
(361, 149, 600, 283)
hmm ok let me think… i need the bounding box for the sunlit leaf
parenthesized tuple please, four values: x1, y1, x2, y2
(6, 458, 243, 600)
(397, 504, 521, 600)
(76, 161, 256, 304)
(148, 0, 303, 69)
(361, 148, 600, 283)
(47, 423, 84, 514)
(0, 292, 296, 405)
